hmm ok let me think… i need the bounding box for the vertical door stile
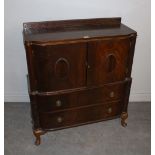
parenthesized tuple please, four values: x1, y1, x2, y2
(86, 42, 92, 86)
(86, 42, 89, 86)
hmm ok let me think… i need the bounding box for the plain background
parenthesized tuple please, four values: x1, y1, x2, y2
(4, 0, 151, 102)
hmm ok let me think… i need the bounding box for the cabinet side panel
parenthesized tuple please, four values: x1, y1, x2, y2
(122, 77, 132, 112)
(126, 35, 137, 77)
(29, 95, 41, 130)
(24, 42, 37, 91)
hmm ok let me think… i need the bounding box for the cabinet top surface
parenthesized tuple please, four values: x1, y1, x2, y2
(23, 18, 137, 43)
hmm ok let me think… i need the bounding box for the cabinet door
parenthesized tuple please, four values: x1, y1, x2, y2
(32, 43, 87, 91)
(87, 38, 130, 86)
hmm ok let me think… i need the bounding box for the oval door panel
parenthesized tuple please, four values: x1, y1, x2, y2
(105, 54, 117, 72)
(54, 57, 70, 78)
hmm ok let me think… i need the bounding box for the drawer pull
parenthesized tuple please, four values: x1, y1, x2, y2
(57, 117, 63, 123)
(108, 107, 112, 113)
(83, 35, 89, 39)
(110, 91, 115, 98)
(56, 100, 62, 107)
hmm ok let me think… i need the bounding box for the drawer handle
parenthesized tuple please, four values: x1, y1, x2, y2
(56, 100, 62, 107)
(108, 107, 112, 113)
(110, 91, 115, 98)
(83, 35, 89, 39)
(57, 117, 63, 123)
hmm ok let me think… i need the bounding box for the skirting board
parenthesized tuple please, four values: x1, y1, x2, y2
(4, 92, 151, 102)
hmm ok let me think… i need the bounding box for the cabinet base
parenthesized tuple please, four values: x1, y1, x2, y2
(33, 114, 128, 145)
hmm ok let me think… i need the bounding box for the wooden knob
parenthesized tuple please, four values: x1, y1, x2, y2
(108, 107, 112, 113)
(57, 117, 63, 123)
(87, 65, 91, 69)
(110, 91, 115, 98)
(56, 100, 62, 107)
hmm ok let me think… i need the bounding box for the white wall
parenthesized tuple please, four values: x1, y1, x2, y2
(4, 0, 151, 102)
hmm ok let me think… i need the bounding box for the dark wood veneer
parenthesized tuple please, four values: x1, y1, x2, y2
(23, 17, 137, 145)
(23, 17, 121, 34)
(32, 42, 87, 91)
(39, 101, 122, 129)
(37, 81, 125, 113)
(87, 37, 130, 86)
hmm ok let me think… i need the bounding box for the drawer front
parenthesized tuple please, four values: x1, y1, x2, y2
(32, 42, 87, 91)
(39, 101, 122, 129)
(78, 82, 124, 106)
(37, 92, 78, 112)
(37, 82, 125, 112)
(87, 38, 130, 86)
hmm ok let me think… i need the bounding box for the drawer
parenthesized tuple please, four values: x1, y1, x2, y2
(39, 101, 122, 129)
(37, 82, 125, 112)
(37, 92, 78, 112)
(78, 82, 124, 105)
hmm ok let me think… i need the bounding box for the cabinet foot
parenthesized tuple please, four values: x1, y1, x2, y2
(33, 129, 46, 145)
(121, 112, 128, 127)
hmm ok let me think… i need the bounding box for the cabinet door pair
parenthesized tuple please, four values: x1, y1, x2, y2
(32, 37, 130, 91)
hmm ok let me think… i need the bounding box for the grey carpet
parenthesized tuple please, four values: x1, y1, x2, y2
(5, 102, 150, 155)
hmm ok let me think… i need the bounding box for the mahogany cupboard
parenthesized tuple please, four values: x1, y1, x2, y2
(23, 17, 137, 145)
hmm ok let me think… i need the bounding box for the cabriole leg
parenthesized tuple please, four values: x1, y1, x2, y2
(121, 112, 128, 127)
(33, 129, 46, 145)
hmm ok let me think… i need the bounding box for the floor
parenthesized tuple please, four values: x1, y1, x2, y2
(5, 102, 150, 155)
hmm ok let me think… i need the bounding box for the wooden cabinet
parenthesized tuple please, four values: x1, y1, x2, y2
(23, 17, 137, 145)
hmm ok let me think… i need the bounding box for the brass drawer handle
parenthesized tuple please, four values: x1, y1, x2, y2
(56, 100, 62, 107)
(83, 35, 89, 39)
(108, 107, 112, 113)
(110, 91, 115, 98)
(57, 117, 63, 123)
